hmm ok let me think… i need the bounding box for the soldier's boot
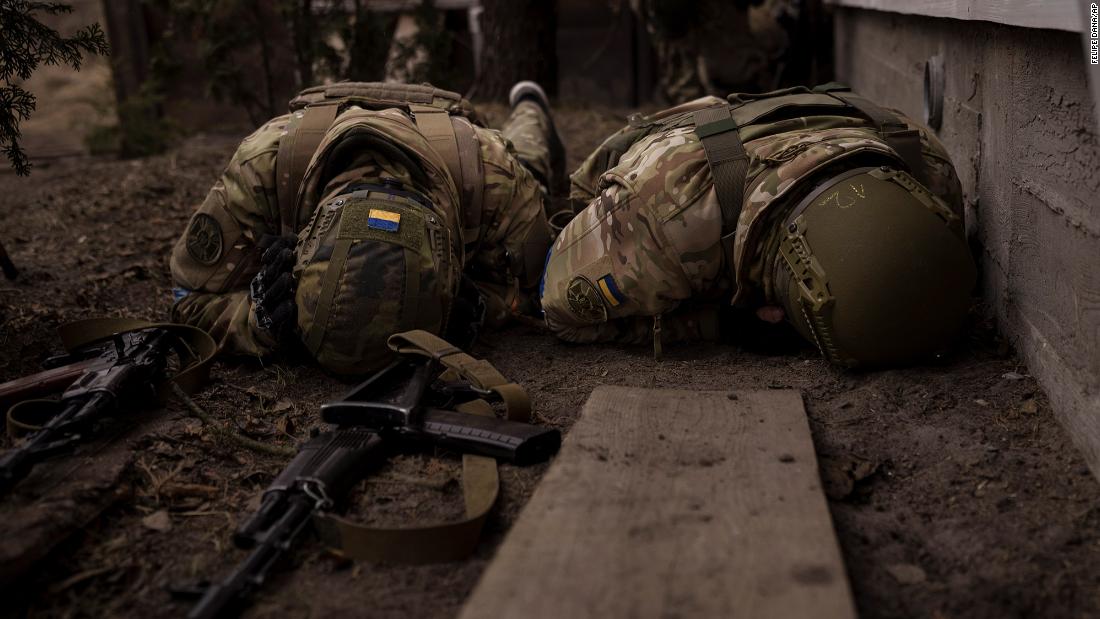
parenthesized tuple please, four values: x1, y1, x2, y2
(504, 81, 566, 197)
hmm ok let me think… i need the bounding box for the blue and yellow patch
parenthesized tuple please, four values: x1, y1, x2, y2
(367, 209, 401, 232)
(597, 274, 624, 307)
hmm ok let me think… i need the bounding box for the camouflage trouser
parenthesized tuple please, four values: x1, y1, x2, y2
(502, 100, 560, 192)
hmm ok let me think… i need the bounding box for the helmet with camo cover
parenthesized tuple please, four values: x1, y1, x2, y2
(294, 181, 461, 375)
(771, 165, 976, 367)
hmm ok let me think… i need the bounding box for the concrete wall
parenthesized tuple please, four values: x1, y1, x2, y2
(834, 9, 1100, 473)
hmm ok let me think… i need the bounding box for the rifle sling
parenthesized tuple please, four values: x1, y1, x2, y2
(313, 329, 530, 563)
(313, 397, 499, 564)
(6, 318, 217, 438)
(386, 330, 531, 422)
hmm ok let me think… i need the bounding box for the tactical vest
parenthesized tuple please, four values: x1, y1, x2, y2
(275, 82, 488, 252)
(572, 83, 930, 297)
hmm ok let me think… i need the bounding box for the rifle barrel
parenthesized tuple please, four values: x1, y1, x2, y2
(0, 394, 106, 498)
(188, 498, 315, 619)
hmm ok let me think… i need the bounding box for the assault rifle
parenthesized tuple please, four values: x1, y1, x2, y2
(0, 323, 212, 498)
(185, 354, 561, 619)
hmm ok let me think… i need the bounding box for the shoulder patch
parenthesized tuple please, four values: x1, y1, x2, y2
(185, 213, 223, 265)
(596, 274, 624, 307)
(566, 276, 608, 322)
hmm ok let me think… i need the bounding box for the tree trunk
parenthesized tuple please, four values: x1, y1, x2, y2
(288, 0, 315, 88)
(100, 0, 150, 107)
(473, 0, 557, 102)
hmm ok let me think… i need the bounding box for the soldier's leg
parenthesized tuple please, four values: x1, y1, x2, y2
(503, 81, 565, 195)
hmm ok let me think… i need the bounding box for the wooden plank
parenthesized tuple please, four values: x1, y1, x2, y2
(459, 386, 856, 619)
(827, 0, 1084, 33)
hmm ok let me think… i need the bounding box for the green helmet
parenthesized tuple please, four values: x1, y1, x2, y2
(771, 166, 976, 367)
(294, 182, 460, 375)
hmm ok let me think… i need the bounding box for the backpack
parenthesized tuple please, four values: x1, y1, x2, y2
(275, 82, 487, 252)
(571, 83, 928, 251)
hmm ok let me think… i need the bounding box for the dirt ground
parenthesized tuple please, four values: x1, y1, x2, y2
(1, 101, 1099, 619)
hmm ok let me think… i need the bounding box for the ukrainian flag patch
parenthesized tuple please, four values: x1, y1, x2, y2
(597, 274, 624, 307)
(367, 209, 401, 232)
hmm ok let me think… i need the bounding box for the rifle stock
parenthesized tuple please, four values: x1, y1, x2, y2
(0, 358, 104, 425)
(0, 329, 175, 498)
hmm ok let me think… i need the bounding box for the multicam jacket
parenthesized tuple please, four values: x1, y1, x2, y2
(541, 94, 962, 345)
(170, 101, 551, 356)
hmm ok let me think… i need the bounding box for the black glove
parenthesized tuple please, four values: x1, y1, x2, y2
(250, 234, 299, 347)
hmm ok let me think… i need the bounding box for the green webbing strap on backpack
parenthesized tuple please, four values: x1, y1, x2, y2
(409, 104, 463, 186)
(276, 102, 342, 235)
(450, 116, 486, 251)
(693, 106, 750, 294)
(312, 329, 527, 563)
(7, 318, 217, 437)
(303, 238, 354, 358)
(813, 83, 928, 184)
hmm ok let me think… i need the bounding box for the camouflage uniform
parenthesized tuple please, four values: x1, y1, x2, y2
(502, 100, 556, 189)
(170, 97, 555, 358)
(542, 94, 963, 346)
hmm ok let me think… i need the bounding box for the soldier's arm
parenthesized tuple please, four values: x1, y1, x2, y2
(467, 127, 552, 325)
(169, 115, 288, 355)
(541, 182, 699, 344)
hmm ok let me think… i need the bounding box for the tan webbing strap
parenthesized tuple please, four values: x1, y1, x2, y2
(7, 318, 217, 437)
(56, 318, 216, 397)
(693, 106, 750, 298)
(312, 398, 499, 563)
(827, 91, 927, 184)
(386, 330, 531, 422)
(401, 246, 425, 331)
(276, 102, 341, 235)
(409, 104, 464, 193)
(304, 238, 354, 357)
(450, 116, 485, 249)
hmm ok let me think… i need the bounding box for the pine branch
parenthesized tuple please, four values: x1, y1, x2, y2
(0, 0, 108, 175)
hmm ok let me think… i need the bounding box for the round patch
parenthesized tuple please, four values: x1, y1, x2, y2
(566, 276, 607, 322)
(185, 213, 223, 265)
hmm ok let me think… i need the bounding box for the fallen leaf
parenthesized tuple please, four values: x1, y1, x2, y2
(820, 453, 880, 501)
(1020, 399, 1038, 414)
(142, 510, 172, 532)
(886, 563, 927, 584)
(270, 400, 293, 413)
(974, 479, 990, 497)
(974, 399, 989, 407)
(276, 415, 296, 436)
